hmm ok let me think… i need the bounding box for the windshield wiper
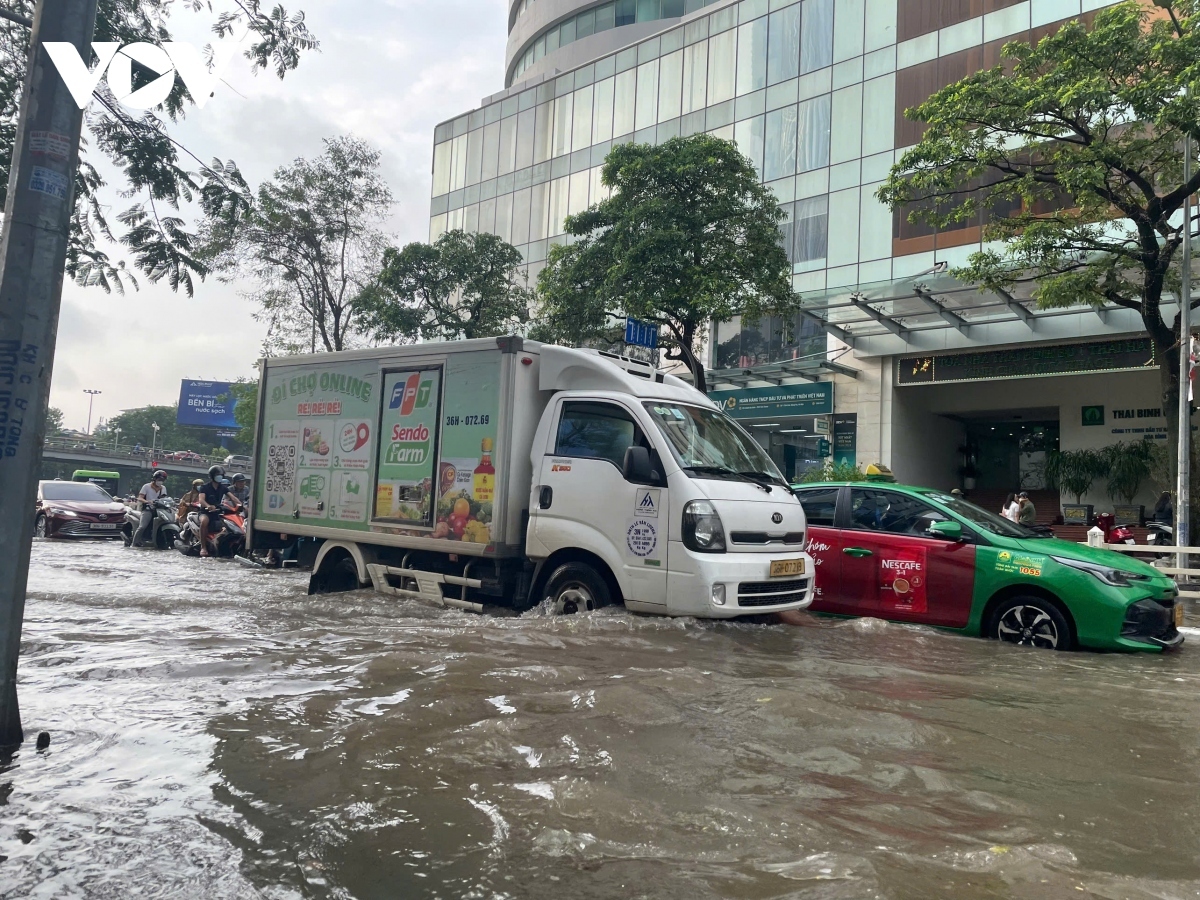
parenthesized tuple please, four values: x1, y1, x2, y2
(682, 465, 772, 492)
(738, 471, 791, 492)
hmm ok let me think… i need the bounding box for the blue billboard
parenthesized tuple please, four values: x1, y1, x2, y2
(177, 380, 239, 428)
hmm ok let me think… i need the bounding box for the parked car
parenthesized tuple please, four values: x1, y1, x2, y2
(169, 450, 205, 463)
(223, 454, 252, 469)
(791, 478, 1183, 653)
(35, 480, 128, 539)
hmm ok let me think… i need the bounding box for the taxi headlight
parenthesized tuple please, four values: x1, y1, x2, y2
(683, 500, 726, 553)
(1051, 555, 1151, 588)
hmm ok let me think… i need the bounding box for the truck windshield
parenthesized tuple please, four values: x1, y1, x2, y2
(643, 403, 787, 486)
(920, 490, 1039, 539)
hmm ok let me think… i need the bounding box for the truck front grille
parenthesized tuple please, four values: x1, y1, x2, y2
(730, 532, 806, 545)
(737, 578, 808, 607)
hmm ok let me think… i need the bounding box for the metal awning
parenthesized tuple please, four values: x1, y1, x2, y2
(706, 356, 856, 388)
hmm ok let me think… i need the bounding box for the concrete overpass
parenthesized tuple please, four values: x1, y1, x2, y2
(40, 441, 248, 495)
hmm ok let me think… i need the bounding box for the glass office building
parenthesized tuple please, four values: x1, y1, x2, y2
(430, 0, 1173, 492)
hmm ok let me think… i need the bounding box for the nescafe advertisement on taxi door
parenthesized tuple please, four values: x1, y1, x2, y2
(880, 548, 927, 614)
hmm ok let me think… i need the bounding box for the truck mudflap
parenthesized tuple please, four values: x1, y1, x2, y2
(366, 563, 484, 613)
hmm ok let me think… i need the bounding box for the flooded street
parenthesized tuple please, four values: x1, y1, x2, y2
(4, 540, 1200, 899)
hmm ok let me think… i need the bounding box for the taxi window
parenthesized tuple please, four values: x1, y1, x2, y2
(795, 487, 839, 527)
(848, 488, 949, 536)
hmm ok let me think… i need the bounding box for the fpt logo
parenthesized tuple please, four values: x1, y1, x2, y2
(389, 374, 433, 414)
(45, 40, 240, 111)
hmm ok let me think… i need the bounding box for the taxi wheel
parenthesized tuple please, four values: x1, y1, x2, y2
(989, 597, 1074, 651)
(544, 563, 611, 615)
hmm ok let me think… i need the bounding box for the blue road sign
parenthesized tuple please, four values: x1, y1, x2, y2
(624, 317, 659, 350)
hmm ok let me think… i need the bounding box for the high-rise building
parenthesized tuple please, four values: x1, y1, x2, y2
(431, 0, 1184, 514)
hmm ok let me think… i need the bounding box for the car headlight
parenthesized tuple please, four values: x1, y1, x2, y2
(1051, 555, 1151, 588)
(50, 508, 78, 518)
(683, 500, 726, 553)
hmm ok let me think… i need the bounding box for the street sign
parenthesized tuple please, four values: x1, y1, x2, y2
(814, 417, 831, 436)
(624, 317, 659, 350)
(818, 438, 831, 458)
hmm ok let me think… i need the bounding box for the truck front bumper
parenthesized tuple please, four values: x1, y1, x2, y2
(665, 542, 816, 618)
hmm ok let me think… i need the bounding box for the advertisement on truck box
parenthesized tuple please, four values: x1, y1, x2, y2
(256, 361, 380, 532)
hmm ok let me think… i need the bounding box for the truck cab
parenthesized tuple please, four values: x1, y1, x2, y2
(525, 348, 815, 618)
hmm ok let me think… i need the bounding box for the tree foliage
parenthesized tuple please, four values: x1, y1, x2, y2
(359, 230, 532, 343)
(877, 1, 1200, 471)
(229, 380, 258, 445)
(44, 407, 65, 435)
(201, 136, 392, 353)
(535, 135, 802, 392)
(0, 0, 318, 296)
(105, 404, 245, 454)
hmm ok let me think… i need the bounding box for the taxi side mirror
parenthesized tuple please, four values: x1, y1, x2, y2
(928, 520, 963, 541)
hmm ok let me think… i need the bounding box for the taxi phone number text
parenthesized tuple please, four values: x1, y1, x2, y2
(445, 414, 490, 426)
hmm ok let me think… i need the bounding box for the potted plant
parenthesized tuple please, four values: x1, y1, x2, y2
(1103, 441, 1153, 524)
(959, 462, 980, 491)
(1045, 449, 1108, 524)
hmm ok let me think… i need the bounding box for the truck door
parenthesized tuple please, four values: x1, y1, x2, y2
(531, 399, 668, 607)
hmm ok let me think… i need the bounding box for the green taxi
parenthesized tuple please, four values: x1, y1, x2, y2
(791, 479, 1183, 652)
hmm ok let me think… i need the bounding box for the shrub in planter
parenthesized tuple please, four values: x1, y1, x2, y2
(1045, 449, 1109, 504)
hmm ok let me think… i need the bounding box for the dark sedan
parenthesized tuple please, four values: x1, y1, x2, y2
(35, 480, 128, 539)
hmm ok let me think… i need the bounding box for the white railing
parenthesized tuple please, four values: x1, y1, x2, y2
(1084, 542, 1200, 600)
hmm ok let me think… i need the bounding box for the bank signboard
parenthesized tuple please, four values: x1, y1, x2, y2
(709, 382, 833, 419)
(177, 379, 238, 428)
(898, 338, 1154, 386)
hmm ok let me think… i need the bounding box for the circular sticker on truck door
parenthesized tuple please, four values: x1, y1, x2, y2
(626, 519, 658, 558)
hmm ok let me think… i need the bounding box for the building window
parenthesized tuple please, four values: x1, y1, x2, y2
(793, 195, 828, 266)
(799, 0, 833, 74)
(767, 3, 801, 87)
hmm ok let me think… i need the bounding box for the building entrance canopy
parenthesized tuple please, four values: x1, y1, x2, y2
(800, 269, 1168, 358)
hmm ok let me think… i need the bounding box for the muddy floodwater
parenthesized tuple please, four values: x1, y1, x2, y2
(4, 541, 1200, 899)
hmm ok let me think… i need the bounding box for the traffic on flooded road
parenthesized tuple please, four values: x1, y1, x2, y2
(5, 538, 1200, 899)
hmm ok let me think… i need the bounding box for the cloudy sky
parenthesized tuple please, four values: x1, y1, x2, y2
(50, 0, 507, 432)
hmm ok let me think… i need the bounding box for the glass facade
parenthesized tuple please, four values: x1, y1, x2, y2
(434, 0, 1120, 361)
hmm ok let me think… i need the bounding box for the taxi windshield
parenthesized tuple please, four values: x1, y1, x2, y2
(644, 402, 786, 486)
(920, 490, 1036, 538)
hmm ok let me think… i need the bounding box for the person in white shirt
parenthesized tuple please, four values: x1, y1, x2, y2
(1002, 492, 1020, 522)
(132, 470, 168, 548)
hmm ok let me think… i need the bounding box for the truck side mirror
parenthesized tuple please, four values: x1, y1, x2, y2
(623, 446, 657, 484)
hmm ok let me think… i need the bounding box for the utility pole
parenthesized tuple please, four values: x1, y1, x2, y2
(83, 388, 100, 434)
(0, 0, 101, 747)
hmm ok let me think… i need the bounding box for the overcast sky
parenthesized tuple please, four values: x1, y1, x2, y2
(49, 0, 507, 433)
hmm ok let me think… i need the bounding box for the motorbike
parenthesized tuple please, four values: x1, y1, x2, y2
(121, 497, 181, 550)
(1148, 521, 1174, 548)
(1095, 512, 1136, 546)
(175, 496, 247, 558)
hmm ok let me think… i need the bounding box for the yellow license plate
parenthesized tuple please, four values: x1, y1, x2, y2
(770, 558, 805, 578)
(1176, 603, 1185, 627)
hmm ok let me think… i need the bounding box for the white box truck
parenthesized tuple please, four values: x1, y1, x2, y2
(248, 337, 815, 618)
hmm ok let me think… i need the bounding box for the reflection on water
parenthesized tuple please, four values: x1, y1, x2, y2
(4, 540, 1200, 898)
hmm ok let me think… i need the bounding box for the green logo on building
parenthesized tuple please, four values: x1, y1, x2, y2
(1082, 406, 1105, 426)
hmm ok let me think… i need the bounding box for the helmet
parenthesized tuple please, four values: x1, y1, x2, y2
(232, 473, 246, 483)
(191, 478, 204, 487)
(208, 465, 225, 478)
(152, 469, 167, 481)
(218, 477, 232, 486)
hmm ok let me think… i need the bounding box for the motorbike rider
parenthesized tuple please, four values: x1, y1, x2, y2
(177, 478, 204, 525)
(197, 465, 230, 557)
(229, 472, 250, 507)
(132, 470, 169, 548)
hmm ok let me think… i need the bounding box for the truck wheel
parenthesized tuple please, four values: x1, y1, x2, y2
(310, 556, 361, 595)
(544, 562, 611, 614)
(988, 597, 1074, 651)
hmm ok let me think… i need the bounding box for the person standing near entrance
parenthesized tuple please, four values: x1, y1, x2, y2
(1002, 492, 1020, 522)
(1018, 492, 1037, 526)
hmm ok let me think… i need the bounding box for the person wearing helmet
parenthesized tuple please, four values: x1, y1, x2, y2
(177, 478, 205, 525)
(198, 465, 229, 557)
(229, 472, 250, 507)
(132, 470, 169, 548)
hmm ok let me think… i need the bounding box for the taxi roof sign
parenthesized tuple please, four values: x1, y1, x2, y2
(865, 463, 896, 483)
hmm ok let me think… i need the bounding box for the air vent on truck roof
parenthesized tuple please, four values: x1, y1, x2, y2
(595, 349, 664, 382)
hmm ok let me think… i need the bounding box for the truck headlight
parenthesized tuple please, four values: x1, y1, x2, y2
(1051, 555, 1151, 588)
(683, 500, 725, 553)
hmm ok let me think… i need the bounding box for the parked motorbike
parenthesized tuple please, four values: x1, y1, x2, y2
(1148, 521, 1174, 547)
(175, 495, 247, 558)
(1095, 512, 1136, 546)
(121, 497, 181, 550)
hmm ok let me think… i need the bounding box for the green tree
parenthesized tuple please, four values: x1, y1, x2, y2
(877, 1, 1200, 477)
(105, 404, 236, 455)
(44, 407, 64, 435)
(0, 0, 318, 295)
(229, 381, 259, 446)
(535, 135, 802, 393)
(202, 136, 392, 353)
(359, 230, 532, 343)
